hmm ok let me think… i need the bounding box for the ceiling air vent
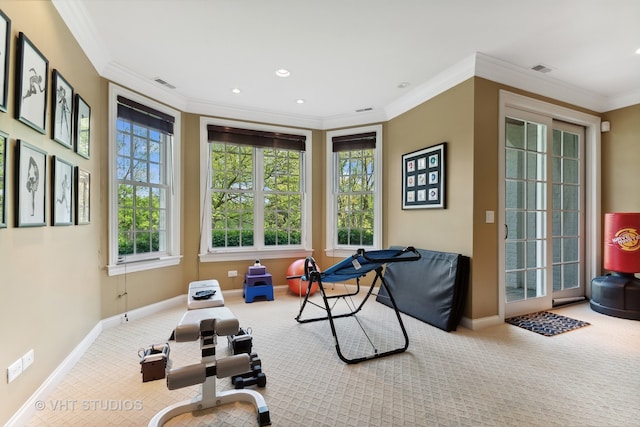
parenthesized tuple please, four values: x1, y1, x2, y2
(355, 107, 373, 113)
(153, 77, 176, 89)
(531, 64, 552, 74)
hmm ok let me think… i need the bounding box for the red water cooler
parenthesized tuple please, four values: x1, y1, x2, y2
(590, 213, 640, 320)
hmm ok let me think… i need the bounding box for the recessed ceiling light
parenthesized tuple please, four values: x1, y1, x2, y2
(231, 88, 241, 94)
(275, 68, 290, 77)
(636, 47, 640, 55)
(397, 82, 410, 89)
(296, 99, 305, 104)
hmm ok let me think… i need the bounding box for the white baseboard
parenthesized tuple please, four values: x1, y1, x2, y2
(459, 315, 503, 330)
(6, 294, 187, 427)
(101, 294, 186, 330)
(5, 322, 103, 427)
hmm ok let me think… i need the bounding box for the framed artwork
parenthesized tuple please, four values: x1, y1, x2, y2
(0, 131, 7, 227)
(0, 10, 11, 112)
(402, 142, 446, 209)
(16, 140, 47, 227)
(75, 167, 90, 225)
(74, 94, 90, 158)
(51, 70, 74, 148)
(15, 32, 49, 134)
(52, 156, 73, 226)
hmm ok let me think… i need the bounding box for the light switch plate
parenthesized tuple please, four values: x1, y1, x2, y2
(485, 210, 495, 223)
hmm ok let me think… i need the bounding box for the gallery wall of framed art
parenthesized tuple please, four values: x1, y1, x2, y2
(0, 8, 92, 230)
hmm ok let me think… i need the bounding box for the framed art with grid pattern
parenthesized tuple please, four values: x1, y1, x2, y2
(402, 143, 446, 209)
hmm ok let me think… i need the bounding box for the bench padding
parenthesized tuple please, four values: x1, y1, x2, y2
(188, 279, 224, 309)
(175, 307, 239, 341)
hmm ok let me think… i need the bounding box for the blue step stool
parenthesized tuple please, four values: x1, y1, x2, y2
(244, 265, 274, 303)
(243, 282, 274, 303)
(245, 273, 272, 287)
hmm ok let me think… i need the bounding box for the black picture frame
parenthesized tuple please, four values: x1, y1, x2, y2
(0, 10, 11, 112)
(74, 94, 90, 158)
(402, 142, 446, 209)
(51, 70, 74, 149)
(52, 156, 74, 226)
(0, 130, 7, 227)
(16, 140, 47, 227)
(75, 167, 90, 225)
(15, 32, 49, 134)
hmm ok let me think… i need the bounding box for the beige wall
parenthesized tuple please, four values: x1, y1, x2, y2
(0, 1, 103, 423)
(386, 80, 475, 254)
(4, 1, 640, 425)
(601, 104, 640, 215)
(385, 80, 476, 313)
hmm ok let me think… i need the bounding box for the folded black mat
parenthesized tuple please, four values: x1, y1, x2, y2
(376, 247, 470, 332)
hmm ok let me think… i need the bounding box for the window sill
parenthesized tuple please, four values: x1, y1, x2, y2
(200, 248, 313, 263)
(324, 247, 378, 259)
(106, 255, 182, 276)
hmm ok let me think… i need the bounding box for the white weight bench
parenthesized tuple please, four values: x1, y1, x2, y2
(149, 307, 270, 426)
(187, 279, 225, 309)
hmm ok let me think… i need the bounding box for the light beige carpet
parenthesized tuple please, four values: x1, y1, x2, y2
(26, 287, 640, 426)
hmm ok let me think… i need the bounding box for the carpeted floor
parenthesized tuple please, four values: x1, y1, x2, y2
(25, 287, 640, 426)
(505, 311, 591, 336)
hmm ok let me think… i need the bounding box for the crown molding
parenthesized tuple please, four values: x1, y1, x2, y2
(102, 62, 190, 111)
(475, 52, 609, 113)
(320, 110, 389, 130)
(52, 0, 110, 74)
(186, 98, 324, 129)
(384, 54, 477, 121)
(602, 89, 640, 113)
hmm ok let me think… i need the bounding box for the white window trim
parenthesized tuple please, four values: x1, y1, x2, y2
(325, 124, 383, 259)
(106, 83, 182, 276)
(199, 117, 313, 263)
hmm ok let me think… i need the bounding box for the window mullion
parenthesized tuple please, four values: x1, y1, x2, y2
(254, 148, 264, 248)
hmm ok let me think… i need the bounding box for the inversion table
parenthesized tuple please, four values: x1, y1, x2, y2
(293, 247, 421, 364)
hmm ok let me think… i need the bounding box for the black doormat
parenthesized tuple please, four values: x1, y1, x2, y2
(505, 311, 590, 336)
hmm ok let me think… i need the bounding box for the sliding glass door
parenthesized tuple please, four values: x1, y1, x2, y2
(501, 108, 585, 317)
(550, 122, 585, 303)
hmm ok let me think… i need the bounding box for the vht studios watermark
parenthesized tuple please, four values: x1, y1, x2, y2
(35, 399, 143, 412)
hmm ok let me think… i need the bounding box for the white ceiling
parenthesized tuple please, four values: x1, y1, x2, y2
(53, 0, 640, 129)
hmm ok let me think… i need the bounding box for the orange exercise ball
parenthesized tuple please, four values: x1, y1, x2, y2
(287, 259, 320, 296)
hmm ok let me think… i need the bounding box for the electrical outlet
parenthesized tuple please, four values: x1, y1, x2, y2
(22, 349, 34, 370)
(7, 359, 22, 383)
(228, 270, 238, 277)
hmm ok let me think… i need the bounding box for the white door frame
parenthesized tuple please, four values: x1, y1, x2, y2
(498, 90, 601, 320)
